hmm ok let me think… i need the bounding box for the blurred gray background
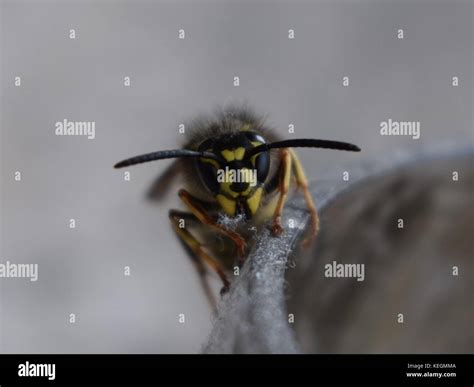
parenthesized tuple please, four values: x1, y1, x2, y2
(1, 0, 472, 353)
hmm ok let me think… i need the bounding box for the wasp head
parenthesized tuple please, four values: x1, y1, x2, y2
(195, 131, 271, 218)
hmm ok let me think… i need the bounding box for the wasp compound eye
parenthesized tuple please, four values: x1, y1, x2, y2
(255, 151, 270, 182)
(196, 158, 220, 194)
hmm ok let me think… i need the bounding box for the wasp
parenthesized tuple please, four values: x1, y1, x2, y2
(114, 107, 360, 306)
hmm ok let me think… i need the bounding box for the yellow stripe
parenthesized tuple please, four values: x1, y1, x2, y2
(220, 181, 240, 198)
(234, 147, 245, 161)
(221, 149, 234, 161)
(246, 187, 263, 215)
(222, 147, 246, 162)
(217, 194, 236, 216)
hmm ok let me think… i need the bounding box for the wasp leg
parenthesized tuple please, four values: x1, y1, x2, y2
(271, 148, 292, 236)
(289, 149, 320, 247)
(169, 210, 216, 307)
(178, 189, 247, 257)
(169, 209, 230, 307)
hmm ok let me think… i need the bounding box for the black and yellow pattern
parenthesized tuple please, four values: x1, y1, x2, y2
(114, 107, 360, 307)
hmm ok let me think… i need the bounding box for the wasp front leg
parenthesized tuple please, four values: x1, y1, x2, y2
(169, 209, 230, 308)
(178, 189, 247, 257)
(271, 148, 292, 236)
(289, 149, 320, 246)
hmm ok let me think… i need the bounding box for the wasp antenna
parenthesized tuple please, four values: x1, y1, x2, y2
(114, 149, 219, 169)
(246, 139, 361, 158)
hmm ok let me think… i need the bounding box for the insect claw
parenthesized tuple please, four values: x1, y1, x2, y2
(301, 223, 318, 248)
(271, 223, 284, 236)
(220, 284, 230, 296)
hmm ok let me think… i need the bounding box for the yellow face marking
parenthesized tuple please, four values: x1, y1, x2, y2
(221, 147, 246, 162)
(220, 180, 240, 198)
(221, 149, 235, 162)
(234, 147, 245, 161)
(246, 187, 263, 215)
(217, 194, 236, 216)
(219, 167, 255, 197)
